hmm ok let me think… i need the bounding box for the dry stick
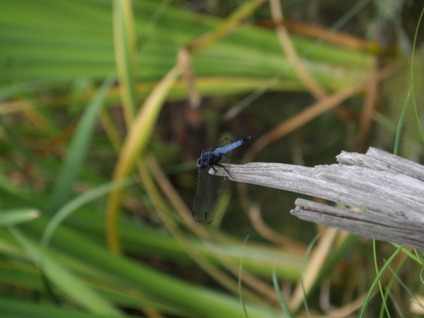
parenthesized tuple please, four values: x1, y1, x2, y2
(356, 59, 379, 151)
(214, 147, 424, 249)
(270, 0, 327, 98)
(248, 204, 306, 250)
(244, 77, 366, 162)
(243, 60, 403, 162)
(289, 228, 339, 310)
(182, 0, 267, 109)
(270, 0, 373, 123)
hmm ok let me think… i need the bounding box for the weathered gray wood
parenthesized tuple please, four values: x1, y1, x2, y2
(212, 148, 424, 249)
(292, 199, 424, 249)
(337, 147, 424, 182)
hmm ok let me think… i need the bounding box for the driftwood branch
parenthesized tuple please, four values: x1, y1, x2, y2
(213, 147, 424, 249)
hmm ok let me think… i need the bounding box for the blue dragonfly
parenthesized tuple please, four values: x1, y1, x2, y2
(192, 137, 250, 223)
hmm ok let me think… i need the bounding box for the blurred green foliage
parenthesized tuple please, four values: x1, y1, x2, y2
(0, 0, 423, 317)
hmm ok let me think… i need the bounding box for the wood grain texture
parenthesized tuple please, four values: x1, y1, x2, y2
(212, 147, 424, 249)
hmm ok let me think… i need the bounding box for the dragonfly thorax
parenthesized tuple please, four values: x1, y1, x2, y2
(197, 147, 222, 169)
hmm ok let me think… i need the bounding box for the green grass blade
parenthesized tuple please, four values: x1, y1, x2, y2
(113, 0, 138, 122)
(9, 227, 123, 317)
(360, 245, 404, 318)
(0, 1, 373, 92)
(0, 297, 109, 318)
(42, 177, 136, 247)
(272, 268, 293, 318)
(106, 65, 180, 252)
(47, 75, 115, 215)
(0, 209, 39, 227)
(26, 219, 280, 318)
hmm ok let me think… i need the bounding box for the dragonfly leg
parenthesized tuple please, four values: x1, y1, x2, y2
(212, 163, 232, 178)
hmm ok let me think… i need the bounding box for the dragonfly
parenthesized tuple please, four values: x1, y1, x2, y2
(192, 137, 250, 223)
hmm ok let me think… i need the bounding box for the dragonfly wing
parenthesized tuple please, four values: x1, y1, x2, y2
(192, 168, 226, 223)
